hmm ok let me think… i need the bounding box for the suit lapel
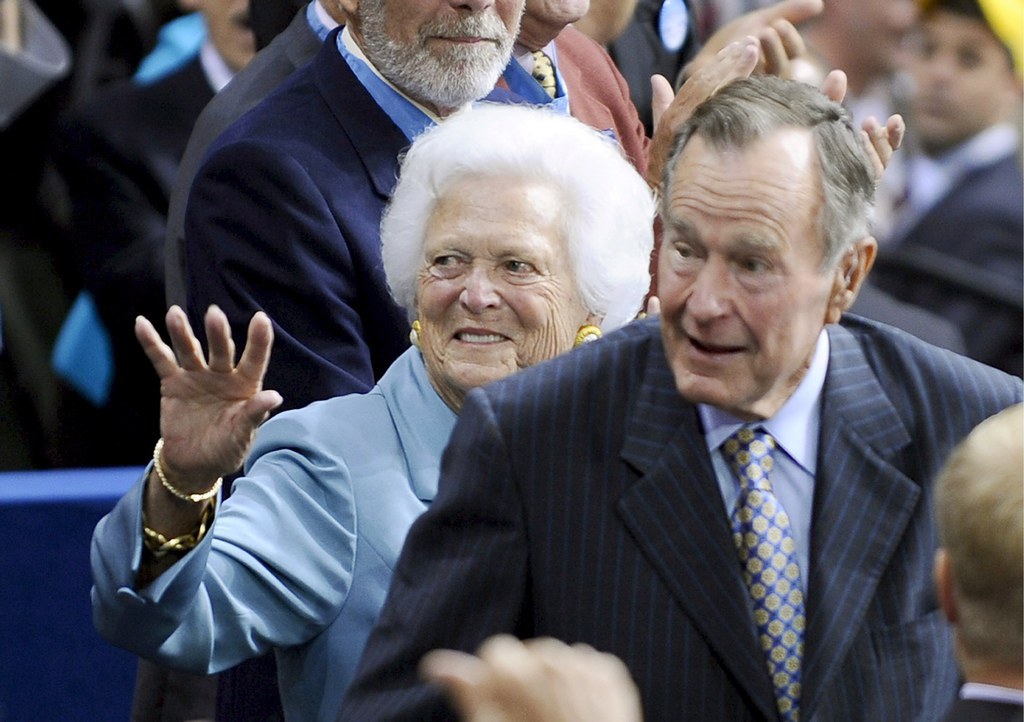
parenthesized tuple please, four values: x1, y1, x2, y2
(800, 324, 918, 719)
(311, 32, 408, 199)
(617, 338, 778, 720)
(282, 8, 323, 71)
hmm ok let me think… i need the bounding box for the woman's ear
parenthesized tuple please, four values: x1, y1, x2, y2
(824, 236, 877, 324)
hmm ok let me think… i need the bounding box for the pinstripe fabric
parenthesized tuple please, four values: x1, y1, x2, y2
(340, 315, 1022, 722)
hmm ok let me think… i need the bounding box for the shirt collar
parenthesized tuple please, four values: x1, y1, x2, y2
(960, 682, 1024, 705)
(198, 41, 236, 92)
(907, 123, 1020, 213)
(338, 24, 444, 139)
(933, 122, 1020, 169)
(308, 0, 340, 41)
(513, 40, 557, 71)
(700, 328, 829, 474)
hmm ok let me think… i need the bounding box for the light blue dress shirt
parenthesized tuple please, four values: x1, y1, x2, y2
(336, 26, 570, 143)
(699, 330, 829, 589)
(90, 348, 456, 722)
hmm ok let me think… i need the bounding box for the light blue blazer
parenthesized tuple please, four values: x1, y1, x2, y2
(90, 348, 455, 722)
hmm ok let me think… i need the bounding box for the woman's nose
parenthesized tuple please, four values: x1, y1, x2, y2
(459, 266, 502, 312)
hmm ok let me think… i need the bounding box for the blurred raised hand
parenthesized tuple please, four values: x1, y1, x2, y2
(422, 635, 643, 722)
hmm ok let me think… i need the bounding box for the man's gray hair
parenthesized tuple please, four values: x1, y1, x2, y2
(662, 75, 876, 269)
(382, 103, 655, 332)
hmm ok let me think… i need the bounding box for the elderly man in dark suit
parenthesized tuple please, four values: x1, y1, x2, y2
(339, 75, 1023, 721)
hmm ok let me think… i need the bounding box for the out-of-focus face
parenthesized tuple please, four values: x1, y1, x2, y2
(911, 10, 1020, 155)
(193, 0, 255, 71)
(835, 0, 919, 82)
(354, 0, 523, 113)
(416, 174, 593, 411)
(658, 129, 851, 421)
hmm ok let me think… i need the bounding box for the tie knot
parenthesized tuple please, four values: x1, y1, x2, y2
(722, 427, 776, 490)
(531, 49, 557, 98)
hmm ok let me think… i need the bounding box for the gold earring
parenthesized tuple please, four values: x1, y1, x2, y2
(409, 320, 421, 348)
(574, 324, 602, 347)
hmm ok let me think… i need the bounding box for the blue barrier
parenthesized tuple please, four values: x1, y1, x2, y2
(0, 467, 144, 721)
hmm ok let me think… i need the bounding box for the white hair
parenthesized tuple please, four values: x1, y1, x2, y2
(381, 103, 655, 332)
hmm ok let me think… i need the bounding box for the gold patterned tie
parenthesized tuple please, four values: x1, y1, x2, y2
(531, 49, 557, 98)
(723, 427, 805, 722)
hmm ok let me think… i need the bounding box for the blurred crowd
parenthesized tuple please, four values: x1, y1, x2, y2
(2, 0, 1019, 473)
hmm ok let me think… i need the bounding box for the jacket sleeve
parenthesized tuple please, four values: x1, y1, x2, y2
(183, 137, 385, 410)
(90, 410, 358, 674)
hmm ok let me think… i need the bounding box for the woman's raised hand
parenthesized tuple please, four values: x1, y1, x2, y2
(135, 305, 283, 492)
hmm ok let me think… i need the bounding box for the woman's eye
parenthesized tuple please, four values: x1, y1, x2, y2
(505, 260, 535, 274)
(429, 255, 466, 277)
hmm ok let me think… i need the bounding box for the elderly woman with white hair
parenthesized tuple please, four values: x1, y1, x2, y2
(89, 103, 655, 722)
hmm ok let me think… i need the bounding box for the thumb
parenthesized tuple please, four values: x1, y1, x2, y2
(420, 649, 489, 716)
(650, 74, 674, 132)
(241, 390, 284, 427)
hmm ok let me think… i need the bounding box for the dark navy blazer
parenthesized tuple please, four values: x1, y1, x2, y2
(184, 31, 410, 411)
(166, 7, 321, 309)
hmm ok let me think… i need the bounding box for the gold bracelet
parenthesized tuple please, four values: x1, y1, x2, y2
(152, 438, 222, 503)
(142, 501, 216, 559)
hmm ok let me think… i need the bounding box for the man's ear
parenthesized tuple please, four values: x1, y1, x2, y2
(824, 236, 877, 324)
(327, 0, 352, 25)
(934, 548, 959, 624)
(336, 0, 358, 30)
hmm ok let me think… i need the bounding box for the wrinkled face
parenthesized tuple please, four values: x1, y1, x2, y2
(658, 130, 848, 421)
(417, 174, 592, 411)
(911, 10, 1020, 155)
(194, 0, 255, 71)
(357, 0, 522, 113)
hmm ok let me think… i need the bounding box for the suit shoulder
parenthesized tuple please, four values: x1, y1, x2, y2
(554, 25, 610, 58)
(59, 58, 211, 161)
(202, 15, 317, 129)
(208, 61, 324, 151)
(255, 390, 391, 456)
(923, 156, 1023, 226)
(83, 57, 210, 118)
(479, 319, 659, 413)
(837, 315, 1022, 403)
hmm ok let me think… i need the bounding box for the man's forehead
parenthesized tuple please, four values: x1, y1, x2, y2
(355, 0, 525, 13)
(661, 128, 827, 249)
(667, 129, 820, 206)
(674, 127, 816, 172)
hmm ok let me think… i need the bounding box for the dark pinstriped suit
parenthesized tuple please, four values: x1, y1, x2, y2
(340, 315, 1022, 721)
